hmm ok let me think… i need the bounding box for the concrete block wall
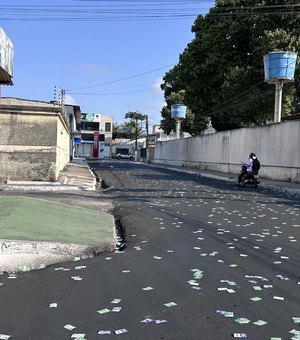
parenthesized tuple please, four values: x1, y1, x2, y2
(0, 99, 70, 182)
(153, 120, 300, 183)
(56, 117, 71, 179)
(0, 151, 57, 182)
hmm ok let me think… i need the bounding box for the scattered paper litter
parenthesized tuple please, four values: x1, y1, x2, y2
(216, 310, 234, 317)
(0, 335, 11, 340)
(71, 334, 86, 339)
(49, 303, 58, 308)
(276, 274, 289, 280)
(253, 320, 268, 326)
(70, 276, 83, 281)
(97, 308, 111, 314)
(164, 302, 177, 307)
(75, 266, 86, 270)
(64, 324, 76, 330)
(97, 330, 111, 335)
(292, 317, 300, 323)
(217, 287, 236, 293)
(273, 296, 285, 300)
(155, 319, 167, 324)
(249, 297, 262, 302)
(234, 318, 251, 324)
(114, 329, 128, 335)
(112, 307, 122, 312)
(111, 299, 121, 304)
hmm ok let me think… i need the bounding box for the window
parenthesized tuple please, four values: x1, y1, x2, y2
(81, 133, 94, 141)
(80, 121, 99, 131)
(105, 122, 111, 132)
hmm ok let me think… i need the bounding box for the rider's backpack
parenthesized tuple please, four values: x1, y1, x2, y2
(252, 158, 260, 171)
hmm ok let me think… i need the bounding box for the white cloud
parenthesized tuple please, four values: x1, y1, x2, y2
(64, 94, 79, 106)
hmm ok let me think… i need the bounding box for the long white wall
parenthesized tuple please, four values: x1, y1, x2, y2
(153, 120, 300, 183)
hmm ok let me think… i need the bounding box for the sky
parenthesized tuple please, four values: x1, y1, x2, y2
(0, 0, 214, 128)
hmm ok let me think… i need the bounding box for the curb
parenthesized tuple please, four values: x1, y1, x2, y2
(0, 238, 116, 274)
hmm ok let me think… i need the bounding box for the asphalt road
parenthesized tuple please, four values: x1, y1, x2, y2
(0, 160, 300, 340)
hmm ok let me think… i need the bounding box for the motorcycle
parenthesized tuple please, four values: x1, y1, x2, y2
(238, 163, 260, 188)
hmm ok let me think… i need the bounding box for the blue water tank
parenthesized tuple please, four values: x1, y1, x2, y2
(264, 51, 297, 83)
(171, 104, 187, 119)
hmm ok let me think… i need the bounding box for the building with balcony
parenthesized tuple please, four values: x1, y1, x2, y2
(76, 113, 113, 159)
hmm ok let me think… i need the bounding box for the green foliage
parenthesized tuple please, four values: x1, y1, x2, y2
(160, 0, 300, 132)
(160, 90, 209, 136)
(123, 111, 147, 140)
(113, 122, 136, 139)
(125, 111, 147, 121)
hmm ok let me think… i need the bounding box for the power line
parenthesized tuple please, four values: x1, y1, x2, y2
(67, 64, 174, 91)
(68, 88, 152, 95)
(0, 1, 212, 21)
(68, 81, 158, 95)
(0, 2, 299, 21)
(208, 86, 274, 116)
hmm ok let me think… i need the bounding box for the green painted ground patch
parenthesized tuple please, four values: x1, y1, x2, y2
(0, 196, 114, 245)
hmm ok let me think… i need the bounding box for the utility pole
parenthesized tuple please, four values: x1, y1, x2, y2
(135, 116, 138, 152)
(145, 115, 149, 162)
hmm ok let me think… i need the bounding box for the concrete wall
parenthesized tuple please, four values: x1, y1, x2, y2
(56, 117, 71, 178)
(0, 98, 70, 181)
(153, 120, 300, 183)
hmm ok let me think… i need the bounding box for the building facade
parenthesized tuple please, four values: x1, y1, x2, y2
(76, 113, 113, 159)
(0, 97, 79, 182)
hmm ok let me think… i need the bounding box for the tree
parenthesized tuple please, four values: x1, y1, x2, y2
(124, 111, 147, 150)
(159, 90, 209, 136)
(160, 0, 300, 132)
(113, 122, 135, 140)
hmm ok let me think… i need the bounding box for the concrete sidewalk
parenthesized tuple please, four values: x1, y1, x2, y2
(0, 158, 116, 274)
(0, 158, 97, 192)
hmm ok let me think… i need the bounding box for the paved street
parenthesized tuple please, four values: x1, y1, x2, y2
(0, 160, 300, 339)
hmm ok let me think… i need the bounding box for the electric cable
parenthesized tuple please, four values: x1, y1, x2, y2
(67, 64, 173, 91)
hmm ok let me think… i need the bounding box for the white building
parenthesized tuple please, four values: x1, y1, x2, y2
(76, 113, 113, 159)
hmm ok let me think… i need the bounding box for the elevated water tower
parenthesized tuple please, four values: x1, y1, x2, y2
(171, 104, 187, 139)
(263, 51, 297, 123)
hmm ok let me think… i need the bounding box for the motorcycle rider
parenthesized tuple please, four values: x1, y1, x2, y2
(238, 153, 256, 184)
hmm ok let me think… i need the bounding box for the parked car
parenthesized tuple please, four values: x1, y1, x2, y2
(116, 153, 135, 161)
